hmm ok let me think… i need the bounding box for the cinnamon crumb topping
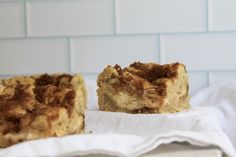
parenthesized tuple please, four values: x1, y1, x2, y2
(129, 62, 179, 82)
(0, 74, 75, 135)
(35, 74, 73, 86)
(109, 62, 182, 97)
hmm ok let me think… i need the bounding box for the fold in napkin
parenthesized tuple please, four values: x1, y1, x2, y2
(0, 80, 236, 157)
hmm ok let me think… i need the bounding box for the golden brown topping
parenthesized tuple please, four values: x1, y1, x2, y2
(97, 62, 189, 114)
(35, 74, 56, 86)
(106, 62, 183, 97)
(128, 62, 179, 82)
(0, 74, 76, 135)
(114, 64, 123, 76)
(35, 74, 73, 86)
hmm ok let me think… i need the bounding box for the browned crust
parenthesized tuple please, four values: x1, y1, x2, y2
(0, 74, 86, 147)
(97, 62, 190, 113)
(128, 62, 180, 81)
(99, 62, 183, 97)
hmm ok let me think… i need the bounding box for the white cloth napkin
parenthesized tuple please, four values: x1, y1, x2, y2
(1, 81, 236, 157)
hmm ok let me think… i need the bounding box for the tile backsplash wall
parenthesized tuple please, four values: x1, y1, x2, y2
(0, 0, 236, 95)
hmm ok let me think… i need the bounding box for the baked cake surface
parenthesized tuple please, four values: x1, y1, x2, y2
(97, 62, 190, 113)
(0, 74, 86, 147)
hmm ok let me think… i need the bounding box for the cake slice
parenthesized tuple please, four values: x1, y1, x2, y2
(0, 74, 86, 147)
(97, 62, 190, 113)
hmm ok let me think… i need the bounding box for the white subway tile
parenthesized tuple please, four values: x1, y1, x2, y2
(209, 0, 236, 31)
(188, 72, 208, 96)
(116, 0, 206, 34)
(27, 0, 113, 36)
(161, 33, 236, 71)
(0, 39, 68, 75)
(0, 2, 25, 38)
(209, 71, 236, 85)
(70, 35, 159, 73)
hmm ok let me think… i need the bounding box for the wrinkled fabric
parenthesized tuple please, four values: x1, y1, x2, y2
(0, 81, 236, 157)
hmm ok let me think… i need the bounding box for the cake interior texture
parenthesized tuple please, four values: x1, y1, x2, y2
(0, 74, 86, 147)
(97, 62, 190, 113)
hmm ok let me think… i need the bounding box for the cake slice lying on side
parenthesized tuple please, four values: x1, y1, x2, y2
(97, 62, 190, 113)
(0, 74, 86, 147)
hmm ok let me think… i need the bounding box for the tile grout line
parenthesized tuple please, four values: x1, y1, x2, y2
(0, 73, 37, 77)
(207, 71, 210, 86)
(0, 74, 12, 78)
(80, 72, 99, 76)
(0, 1, 25, 3)
(157, 35, 161, 63)
(112, 0, 117, 34)
(0, 0, 86, 2)
(23, 0, 28, 38)
(205, 0, 209, 32)
(67, 37, 72, 74)
(3, 30, 236, 40)
(0, 72, 100, 78)
(159, 35, 164, 64)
